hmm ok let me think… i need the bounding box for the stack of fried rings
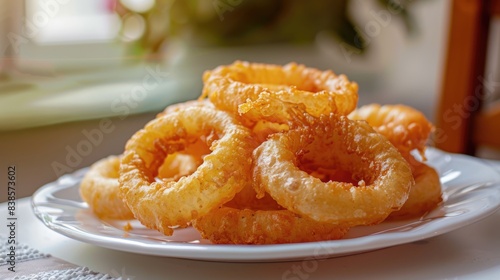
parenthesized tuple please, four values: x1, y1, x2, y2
(79, 61, 441, 244)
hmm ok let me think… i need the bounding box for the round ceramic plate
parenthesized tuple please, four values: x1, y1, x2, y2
(32, 148, 500, 262)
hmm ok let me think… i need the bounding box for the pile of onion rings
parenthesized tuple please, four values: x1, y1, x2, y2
(79, 61, 442, 244)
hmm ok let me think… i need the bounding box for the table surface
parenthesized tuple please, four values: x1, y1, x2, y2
(4, 176, 500, 280)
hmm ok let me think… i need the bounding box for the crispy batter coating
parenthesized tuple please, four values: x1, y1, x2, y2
(224, 181, 283, 211)
(80, 155, 134, 220)
(197, 179, 349, 244)
(238, 91, 331, 126)
(348, 104, 434, 156)
(156, 99, 213, 118)
(119, 107, 257, 235)
(388, 156, 443, 219)
(201, 61, 358, 118)
(80, 149, 209, 220)
(348, 104, 441, 217)
(253, 115, 414, 226)
(193, 207, 349, 244)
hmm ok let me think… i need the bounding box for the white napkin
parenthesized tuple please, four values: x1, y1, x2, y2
(0, 235, 124, 280)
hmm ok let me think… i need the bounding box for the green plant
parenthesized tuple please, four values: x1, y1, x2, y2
(116, 0, 418, 56)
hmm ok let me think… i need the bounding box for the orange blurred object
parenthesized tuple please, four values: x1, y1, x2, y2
(436, 0, 500, 155)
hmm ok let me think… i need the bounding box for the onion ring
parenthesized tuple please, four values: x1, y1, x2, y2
(119, 106, 257, 235)
(238, 91, 330, 127)
(157, 138, 210, 180)
(193, 207, 349, 244)
(200, 61, 358, 117)
(224, 180, 283, 211)
(237, 91, 327, 141)
(348, 104, 434, 157)
(156, 99, 213, 118)
(388, 157, 442, 219)
(253, 114, 414, 226)
(80, 145, 208, 220)
(195, 172, 349, 244)
(80, 155, 135, 220)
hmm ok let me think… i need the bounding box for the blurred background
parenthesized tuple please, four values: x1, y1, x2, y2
(1, 0, 451, 122)
(1, 0, 499, 200)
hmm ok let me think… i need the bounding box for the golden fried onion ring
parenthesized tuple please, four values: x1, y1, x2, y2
(201, 61, 358, 117)
(193, 207, 349, 244)
(80, 155, 135, 220)
(224, 180, 283, 211)
(253, 115, 414, 226)
(195, 172, 349, 244)
(348, 104, 441, 217)
(238, 91, 331, 127)
(388, 157, 442, 219)
(156, 99, 213, 118)
(119, 106, 257, 235)
(238, 91, 333, 141)
(348, 104, 434, 156)
(156, 138, 210, 180)
(80, 145, 209, 220)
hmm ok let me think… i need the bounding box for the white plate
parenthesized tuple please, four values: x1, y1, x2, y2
(32, 148, 500, 262)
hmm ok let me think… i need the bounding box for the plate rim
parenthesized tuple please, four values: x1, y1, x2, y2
(31, 148, 500, 262)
